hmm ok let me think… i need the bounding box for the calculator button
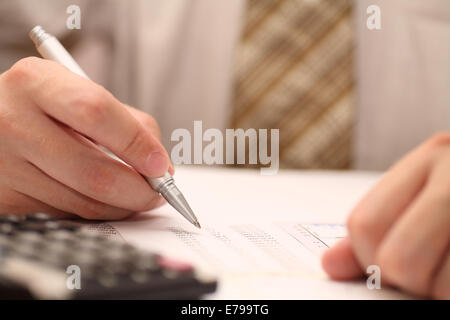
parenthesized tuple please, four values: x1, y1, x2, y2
(74, 239, 101, 252)
(14, 231, 43, 243)
(162, 268, 180, 279)
(130, 270, 150, 284)
(39, 252, 66, 267)
(100, 248, 127, 262)
(25, 213, 53, 221)
(134, 254, 159, 271)
(103, 261, 129, 274)
(98, 273, 118, 288)
(70, 250, 98, 267)
(0, 214, 24, 223)
(12, 242, 38, 258)
(44, 230, 75, 241)
(0, 236, 11, 248)
(44, 241, 69, 255)
(0, 223, 14, 235)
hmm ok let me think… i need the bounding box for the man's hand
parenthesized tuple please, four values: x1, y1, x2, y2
(322, 133, 450, 299)
(0, 57, 173, 220)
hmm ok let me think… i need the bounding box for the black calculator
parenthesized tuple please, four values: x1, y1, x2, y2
(0, 213, 217, 299)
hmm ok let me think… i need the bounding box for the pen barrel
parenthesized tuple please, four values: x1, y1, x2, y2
(29, 26, 88, 79)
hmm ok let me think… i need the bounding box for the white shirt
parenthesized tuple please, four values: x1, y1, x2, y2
(355, 0, 450, 169)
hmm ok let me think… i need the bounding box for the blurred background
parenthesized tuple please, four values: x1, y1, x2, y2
(0, 0, 449, 171)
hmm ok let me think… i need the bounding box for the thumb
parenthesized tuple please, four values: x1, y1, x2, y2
(321, 237, 364, 280)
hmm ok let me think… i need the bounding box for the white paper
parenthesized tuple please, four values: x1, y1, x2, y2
(100, 167, 409, 299)
(107, 213, 408, 299)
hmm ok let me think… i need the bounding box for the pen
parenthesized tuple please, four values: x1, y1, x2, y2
(29, 25, 201, 229)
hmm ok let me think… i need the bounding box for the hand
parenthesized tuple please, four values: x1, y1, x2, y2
(0, 57, 173, 220)
(322, 133, 450, 299)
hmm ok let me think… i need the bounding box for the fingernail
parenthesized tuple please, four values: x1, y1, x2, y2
(145, 152, 169, 177)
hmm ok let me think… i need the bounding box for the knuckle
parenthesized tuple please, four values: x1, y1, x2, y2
(3, 57, 40, 84)
(347, 211, 372, 239)
(375, 244, 403, 283)
(73, 87, 110, 125)
(119, 124, 147, 157)
(145, 116, 162, 140)
(142, 114, 159, 130)
(0, 108, 15, 136)
(375, 243, 426, 295)
(0, 85, 25, 139)
(81, 165, 117, 198)
(131, 109, 161, 140)
(425, 132, 450, 149)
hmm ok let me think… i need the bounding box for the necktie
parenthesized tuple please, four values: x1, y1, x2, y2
(232, 0, 354, 169)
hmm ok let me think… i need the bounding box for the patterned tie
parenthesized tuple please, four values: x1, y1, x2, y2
(232, 0, 354, 169)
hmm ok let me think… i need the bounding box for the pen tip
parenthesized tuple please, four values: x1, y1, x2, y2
(194, 221, 201, 229)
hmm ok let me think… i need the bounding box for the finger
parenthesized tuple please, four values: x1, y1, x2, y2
(125, 105, 175, 175)
(125, 105, 161, 140)
(10, 159, 146, 220)
(16, 113, 162, 212)
(375, 167, 450, 296)
(11, 57, 170, 178)
(321, 237, 364, 280)
(0, 188, 76, 219)
(431, 252, 450, 299)
(346, 138, 439, 268)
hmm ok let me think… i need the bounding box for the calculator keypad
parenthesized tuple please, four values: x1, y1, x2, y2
(0, 213, 216, 299)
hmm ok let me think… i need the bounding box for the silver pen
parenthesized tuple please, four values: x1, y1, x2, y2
(29, 25, 201, 228)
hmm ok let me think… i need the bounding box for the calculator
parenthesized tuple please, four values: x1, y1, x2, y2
(0, 213, 217, 299)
